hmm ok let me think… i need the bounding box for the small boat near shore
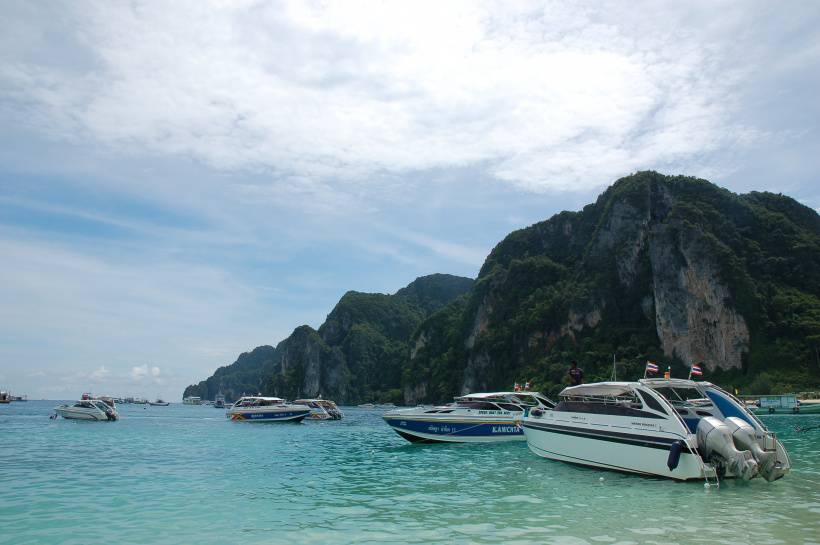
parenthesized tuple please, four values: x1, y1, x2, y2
(522, 379, 790, 483)
(226, 396, 310, 422)
(743, 394, 820, 415)
(0, 390, 9, 404)
(294, 398, 343, 420)
(149, 399, 170, 406)
(214, 393, 226, 408)
(383, 391, 554, 443)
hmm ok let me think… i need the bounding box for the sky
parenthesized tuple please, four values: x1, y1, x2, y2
(1, 0, 818, 400)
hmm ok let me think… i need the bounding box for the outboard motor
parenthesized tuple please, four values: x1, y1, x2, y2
(724, 417, 787, 482)
(106, 409, 117, 421)
(696, 417, 758, 480)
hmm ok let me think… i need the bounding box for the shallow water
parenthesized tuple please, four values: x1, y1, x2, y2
(1, 401, 819, 545)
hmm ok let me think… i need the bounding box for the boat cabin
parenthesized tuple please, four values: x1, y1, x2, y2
(556, 379, 767, 434)
(423, 391, 554, 414)
(73, 400, 112, 412)
(294, 399, 338, 410)
(232, 396, 285, 407)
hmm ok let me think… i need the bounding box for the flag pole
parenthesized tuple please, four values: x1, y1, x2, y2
(643, 362, 647, 380)
(687, 365, 692, 381)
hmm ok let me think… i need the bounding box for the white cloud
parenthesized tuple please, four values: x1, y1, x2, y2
(89, 366, 109, 381)
(130, 365, 148, 381)
(150, 366, 161, 378)
(0, 0, 793, 192)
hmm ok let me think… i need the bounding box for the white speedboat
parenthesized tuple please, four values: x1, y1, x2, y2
(383, 391, 555, 443)
(294, 398, 343, 420)
(522, 379, 790, 483)
(183, 396, 202, 405)
(54, 399, 119, 421)
(226, 396, 311, 422)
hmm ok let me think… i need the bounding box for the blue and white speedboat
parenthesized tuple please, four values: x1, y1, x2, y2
(383, 391, 554, 443)
(226, 396, 310, 422)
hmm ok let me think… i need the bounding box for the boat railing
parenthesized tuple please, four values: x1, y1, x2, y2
(561, 394, 642, 407)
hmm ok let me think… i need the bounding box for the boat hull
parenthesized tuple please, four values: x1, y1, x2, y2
(54, 408, 115, 421)
(522, 419, 704, 480)
(227, 409, 310, 422)
(383, 416, 524, 443)
(751, 404, 820, 415)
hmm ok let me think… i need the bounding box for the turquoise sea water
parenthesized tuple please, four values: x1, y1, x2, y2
(1, 401, 819, 545)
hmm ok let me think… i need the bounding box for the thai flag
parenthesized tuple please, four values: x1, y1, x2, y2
(691, 363, 703, 376)
(524, 381, 531, 390)
(645, 361, 659, 374)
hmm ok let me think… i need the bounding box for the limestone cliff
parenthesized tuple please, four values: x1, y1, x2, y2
(405, 172, 820, 400)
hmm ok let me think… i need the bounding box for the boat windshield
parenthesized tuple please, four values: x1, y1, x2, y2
(510, 394, 554, 408)
(454, 401, 503, 411)
(74, 401, 95, 408)
(236, 398, 283, 407)
(648, 386, 713, 408)
(554, 390, 665, 418)
(92, 401, 111, 411)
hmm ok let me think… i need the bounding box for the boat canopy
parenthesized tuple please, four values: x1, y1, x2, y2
(457, 391, 547, 401)
(233, 396, 285, 406)
(455, 391, 554, 408)
(560, 382, 636, 398)
(294, 399, 338, 408)
(562, 379, 713, 399)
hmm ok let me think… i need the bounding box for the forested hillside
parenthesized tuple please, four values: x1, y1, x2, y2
(186, 172, 820, 404)
(404, 172, 820, 401)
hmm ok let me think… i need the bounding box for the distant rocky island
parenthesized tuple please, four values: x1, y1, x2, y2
(184, 172, 820, 403)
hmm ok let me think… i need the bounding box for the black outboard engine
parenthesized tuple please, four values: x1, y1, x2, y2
(106, 409, 117, 421)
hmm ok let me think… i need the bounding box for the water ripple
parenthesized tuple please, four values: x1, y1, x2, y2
(1, 403, 818, 545)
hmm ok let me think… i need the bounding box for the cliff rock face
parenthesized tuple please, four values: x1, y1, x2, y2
(405, 172, 820, 400)
(649, 225, 749, 371)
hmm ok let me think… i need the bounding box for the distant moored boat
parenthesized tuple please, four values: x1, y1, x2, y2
(226, 396, 310, 422)
(294, 398, 343, 420)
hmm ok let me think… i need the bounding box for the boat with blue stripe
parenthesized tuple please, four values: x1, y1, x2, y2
(523, 379, 791, 482)
(226, 396, 311, 422)
(383, 391, 554, 443)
